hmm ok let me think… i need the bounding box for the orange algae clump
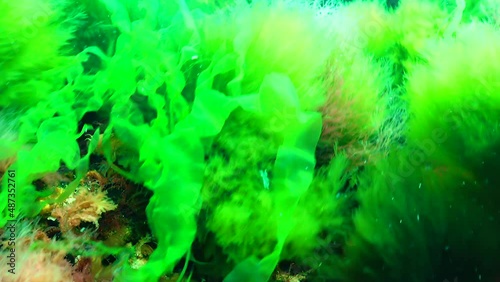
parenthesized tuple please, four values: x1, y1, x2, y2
(0, 229, 73, 282)
(51, 187, 117, 233)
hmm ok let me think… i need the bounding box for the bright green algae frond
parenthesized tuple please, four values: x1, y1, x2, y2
(0, 0, 81, 108)
(1, 0, 500, 281)
(65, 1, 348, 280)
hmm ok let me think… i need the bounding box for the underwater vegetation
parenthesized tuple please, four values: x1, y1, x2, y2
(0, 0, 499, 281)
